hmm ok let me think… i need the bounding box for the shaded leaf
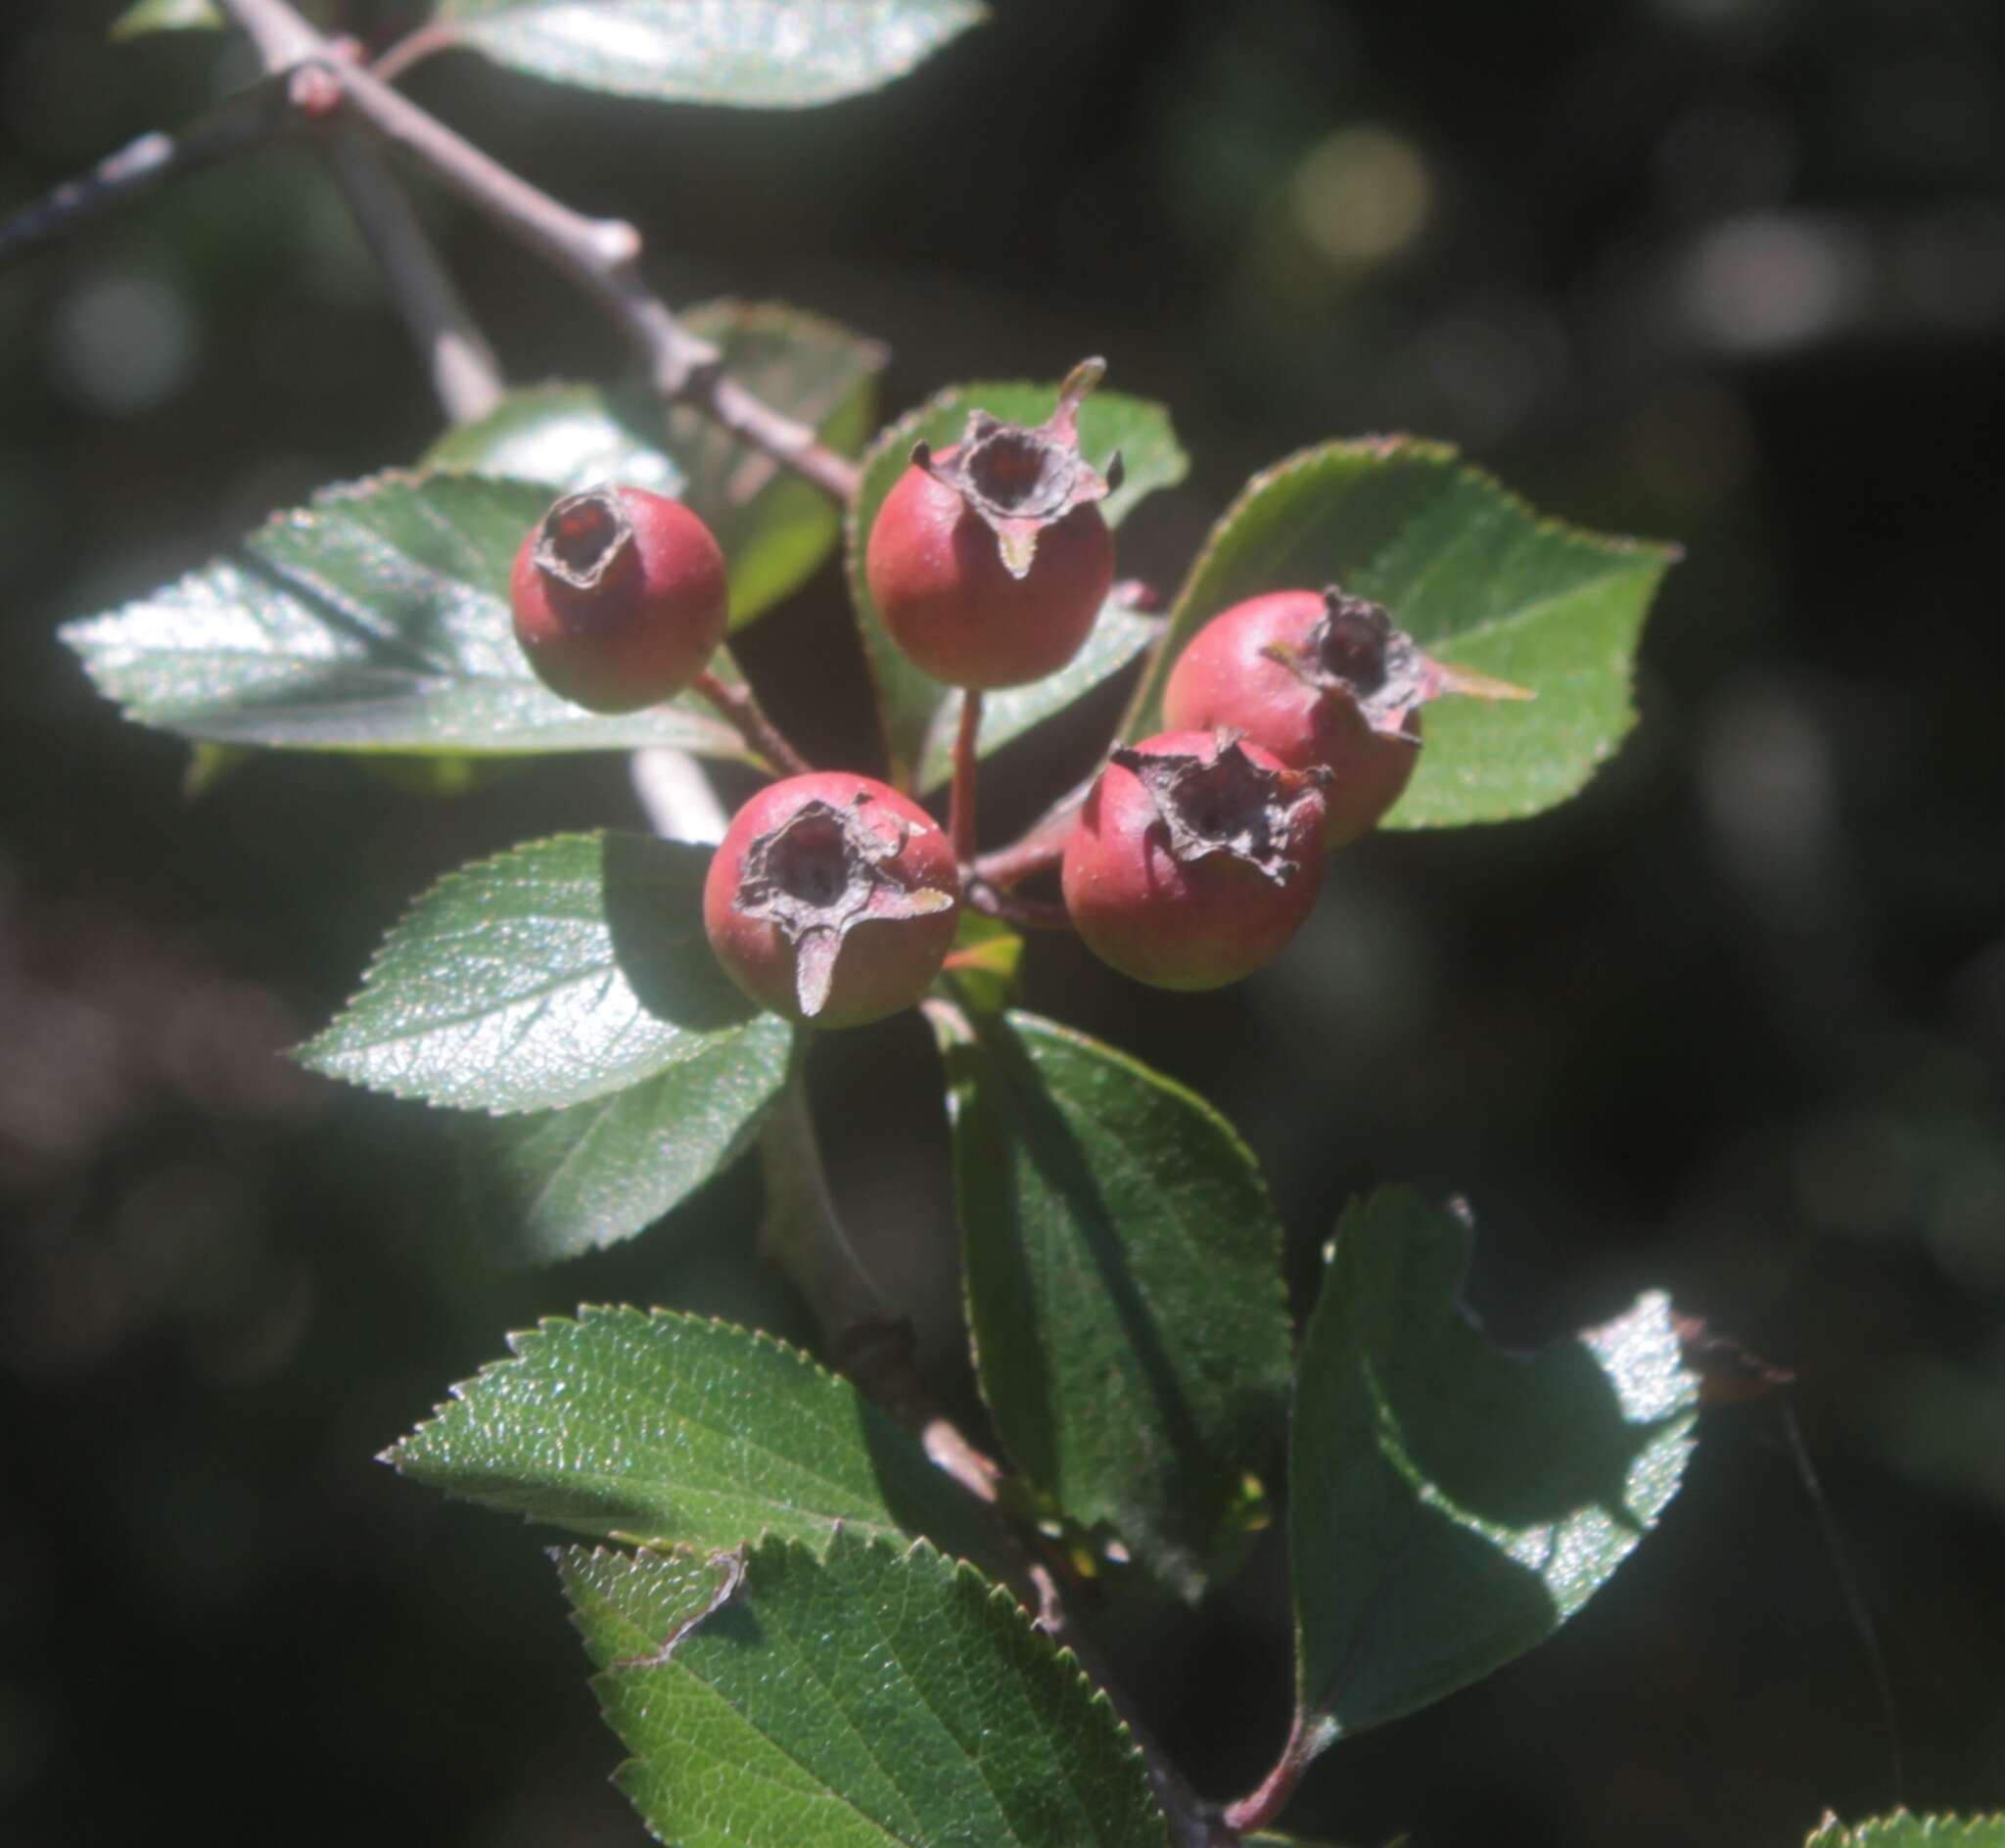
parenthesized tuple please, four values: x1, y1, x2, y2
(391, 1309, 994, 1565)
(298, 832, 759, 1115)
(110, 0, 221, 38)
(427, 0, 987, 108)
(933, 1006, 1291, 1596)
(62, 472, 747, 759)
(424, 301, 883, 629)
(460, 1020, 793, 1262)
(561, 1532, 1167, 1848)
(1288, 1187, 1698, 1754)
(914, 602, 1164, 795)
(1806, 1819, 2005, 1848)
(1127, 439, 1675, 827)
(847, 381, 1187, 786)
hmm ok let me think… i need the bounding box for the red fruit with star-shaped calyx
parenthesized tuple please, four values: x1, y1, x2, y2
(1161, 586, 1532, 845)
(864, 357, 1123, 689)
(509, 485, 728, 714)
(1061, 729, 1329, 992)
(704, 772, 960, 1030)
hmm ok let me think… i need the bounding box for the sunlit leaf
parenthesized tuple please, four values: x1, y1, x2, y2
(1287, 1187, 1698, 1755)
(424, 0, 987, 108)
(392, 1309, 996, 1565)
(1129, 439, 1675, 827)
(62, 473, 746, 759)
(561, 1533, 1167, 1848)
(298, 832, 759, 1115)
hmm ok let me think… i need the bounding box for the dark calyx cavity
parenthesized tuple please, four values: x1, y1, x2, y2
(1297, 589, 1428, 740)
(535, 486, 633, 593)
(1112, 735, 1327, 887)
(909, 355, 1125, 578)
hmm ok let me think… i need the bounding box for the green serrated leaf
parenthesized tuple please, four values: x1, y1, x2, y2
(1288, 1187, 1698, 1754)
(1127, 439, 1675, 828)
(298, 831, 757, 1114)
(561, 1532, 1168, 1848)
(933, 1006, 1291, 1597)
(460, 1020, 793, 1263)
(913, 602, 1164, 796)
(426, 0, 987, 108)
(847, 381, 1188, 786)
(424, 301, 883, 630)
(392, 1309, 996, 1565)
(1806, 1816, 2005, 1847)
(61, 472, 748, 759)
(110, 0, 221, 39)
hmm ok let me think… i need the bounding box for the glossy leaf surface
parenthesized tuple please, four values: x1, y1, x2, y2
(392, 1309, 992, 1563)
(935, 1007, 1290, 1596)
(298, 833, 760, 1115)
(1129, 439, 1675, 827)
(460, 1023, 791, 1262)
(1288, 1187, 1698, 1753)
(427, 0, 986, 107)
(562, 1533, 1167, 1848)
(62, 473, 745, 758)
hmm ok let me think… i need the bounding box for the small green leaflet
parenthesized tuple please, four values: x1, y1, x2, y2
(61, 473, 747, 760)
(422, 1, 987, 108)
(110, 0, 221, 38)
(561, 1533, 1169, 1848)
(459, 1027, 791, 1263)
(1127, 439, 1676, 828)
(934, 1006, 1291, 1597)
(297, 832, 763, 1115)
(425, 300, 884, 630)
(390, 1308, 995, 1567)
(1806, 1819, 2005, 1848)
(846, 379, 1188, 786)
(1287, 1187, 1698, 1755)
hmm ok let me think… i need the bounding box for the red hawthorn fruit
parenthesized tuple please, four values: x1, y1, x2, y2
(1061, 729, 1329, 992)
(1161, 588, 1422, 845)
(1162, 587, 1533, 846)
(864, 357, 1123, 689)
(509, 485, 729, 714)
(704, 772, 960, 1029)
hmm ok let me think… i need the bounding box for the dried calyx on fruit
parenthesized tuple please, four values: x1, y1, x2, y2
(1160, 585, 1530, 846)
(865, 357, 1123, 689)
(703, 772, 959, 1030)
(911, 358, 1125, 579)
(1061, 729, 1329, 992)
(1108, 735, 1328, 887)
(509, 485, 729, 714)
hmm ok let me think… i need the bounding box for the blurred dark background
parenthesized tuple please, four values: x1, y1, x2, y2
(3, 0, 2002, 1842)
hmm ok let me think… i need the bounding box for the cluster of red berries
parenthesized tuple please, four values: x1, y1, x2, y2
(508, 369, 1517, 1032)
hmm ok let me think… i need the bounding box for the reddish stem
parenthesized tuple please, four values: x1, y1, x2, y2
(693, 668, 813, 778)
(963, 882, 1073, 933)
(949, 689, 983, 862)
(1221, 1714, 1316, 1837)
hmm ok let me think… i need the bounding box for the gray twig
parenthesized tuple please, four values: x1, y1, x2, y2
(220, 0, 860, 502)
